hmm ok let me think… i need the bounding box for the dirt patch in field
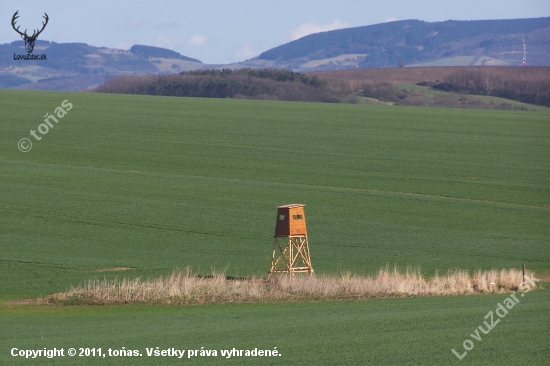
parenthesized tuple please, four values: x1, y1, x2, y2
(96, 267, 134, 272)
(533, 271, 550, 282)
(7, 298, 47, 305)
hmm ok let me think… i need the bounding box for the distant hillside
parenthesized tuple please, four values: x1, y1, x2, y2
(255, 17, 550, 70)
(305, 66, 550, 108)
(92, 66, 550, 109)
(2, 17, 550, 91)
(0, 41, 203, 90)
(129, 45, 201, 63)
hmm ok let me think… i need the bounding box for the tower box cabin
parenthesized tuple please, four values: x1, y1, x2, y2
(269, 203, 313, 276)
(274, 204, 307, 237)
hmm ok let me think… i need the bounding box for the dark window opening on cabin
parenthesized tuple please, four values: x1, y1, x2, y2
(279, 215, 285, 220)
(293, 215, 303, 220)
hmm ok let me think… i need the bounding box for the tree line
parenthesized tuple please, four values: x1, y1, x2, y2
(94, 68, 339, 102)
(435, 69, 550, 107)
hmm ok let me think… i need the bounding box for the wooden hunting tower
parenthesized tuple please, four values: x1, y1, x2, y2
(269, 204, 314, 277)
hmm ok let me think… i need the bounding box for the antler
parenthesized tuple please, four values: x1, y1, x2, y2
(11, 11, 49, 40)
(11, 11, 27, 38)
(29, 13, 49, 40)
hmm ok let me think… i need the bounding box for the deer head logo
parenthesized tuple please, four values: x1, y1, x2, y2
(11, 11, 49, 54)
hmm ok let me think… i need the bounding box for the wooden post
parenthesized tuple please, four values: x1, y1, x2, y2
(522, 264, 526, 287)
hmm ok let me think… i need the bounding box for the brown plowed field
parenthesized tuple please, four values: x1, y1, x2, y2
(306, 66, 550, 89)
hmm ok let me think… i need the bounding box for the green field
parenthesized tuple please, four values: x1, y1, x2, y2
(1, 291, 549, 365)
(1, 89, 549, 364)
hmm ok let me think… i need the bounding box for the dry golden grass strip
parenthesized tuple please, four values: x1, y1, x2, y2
(39, 266, 535, 305)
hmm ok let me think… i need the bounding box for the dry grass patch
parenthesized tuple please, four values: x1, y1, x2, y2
(37, 266, 536, 305)
(96, 267, 134, 272)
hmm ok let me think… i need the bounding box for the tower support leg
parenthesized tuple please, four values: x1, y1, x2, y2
(268, 235, 313, 277)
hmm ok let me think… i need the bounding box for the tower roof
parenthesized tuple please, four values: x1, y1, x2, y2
(277, 204, 305, 208)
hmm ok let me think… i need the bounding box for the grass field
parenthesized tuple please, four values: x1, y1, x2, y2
(1, 292, 549, 365)
(1, 89, 549, 364)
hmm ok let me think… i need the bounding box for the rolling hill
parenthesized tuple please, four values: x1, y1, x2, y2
(1, 17, 549, 91)
(254, 17, 550, 70)
(0, 41, 203, 90)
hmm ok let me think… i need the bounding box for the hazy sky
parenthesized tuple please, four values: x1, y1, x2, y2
(2, 0, 549, 64)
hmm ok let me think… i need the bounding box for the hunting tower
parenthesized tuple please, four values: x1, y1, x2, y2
(268, 204, 313, 277)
